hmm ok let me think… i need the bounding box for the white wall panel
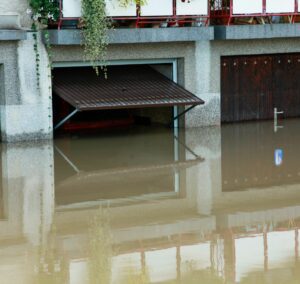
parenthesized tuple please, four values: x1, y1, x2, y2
(63, 0, 82, 17)
(146, 248, 177, 282)
(106, 0, 137, 17)
(69, 260, 88, 284)
(181, 243, 211, 272)
(176, 0, 208, 16)
(268, 231, 295, 269)
(140, 0, 173, 16)
(232, 0, 263, 15)
(112, 253, 142, 283)
(63, 0, 137, 18)
(235, 235, 264, 283)
(266, 0, 295, 13)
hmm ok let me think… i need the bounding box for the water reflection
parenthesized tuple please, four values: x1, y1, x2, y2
(2, 121, 300, 283)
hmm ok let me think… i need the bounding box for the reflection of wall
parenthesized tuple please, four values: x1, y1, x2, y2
(185, 126, 221, 215)
(4, 124, 300, 283)
(222, 122, 300, 192)
(0, 142, 54, 244)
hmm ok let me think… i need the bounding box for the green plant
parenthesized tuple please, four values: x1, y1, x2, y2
(29, 0, 60, 26)
(117, 0, 147, 7)
(81, 0, 111, 76)
(29, 0, 59, 90)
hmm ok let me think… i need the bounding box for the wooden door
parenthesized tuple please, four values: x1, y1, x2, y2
(221, 53, 300, 123)
(273, 54, 300, 118)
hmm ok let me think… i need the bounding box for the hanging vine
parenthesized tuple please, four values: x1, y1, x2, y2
(81, 0, 111, 77)
(28, 0, 59, 89)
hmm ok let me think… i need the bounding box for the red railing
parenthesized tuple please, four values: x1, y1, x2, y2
(211, 0, 298, 25)
(57, 0, 300, 28)
(58, 0, 210, 29)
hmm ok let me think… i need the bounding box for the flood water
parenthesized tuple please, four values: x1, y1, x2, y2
(2, 119, 300, 283)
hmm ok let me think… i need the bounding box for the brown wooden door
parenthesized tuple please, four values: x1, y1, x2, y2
(221, 53, 300, 123)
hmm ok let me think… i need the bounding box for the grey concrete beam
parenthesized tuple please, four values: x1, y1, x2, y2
(215, 24, 300, 40)
(44, 27, 214, 45)
(0, 30, 27, 41)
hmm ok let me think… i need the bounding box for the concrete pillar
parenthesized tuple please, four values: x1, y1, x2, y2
(0, 32, 53, 142)
(186, 41, 221, 127)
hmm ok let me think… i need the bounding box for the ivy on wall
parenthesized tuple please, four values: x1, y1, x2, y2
(81, 0, 111, 77)
(28, 0, 59, 89)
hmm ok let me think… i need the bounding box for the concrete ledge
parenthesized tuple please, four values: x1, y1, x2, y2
(0, 30, 27, 41)
(45, 27, 214, 45)
(215, 24, 300, 40)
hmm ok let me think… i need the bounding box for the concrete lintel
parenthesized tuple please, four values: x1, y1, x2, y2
(215, 24, 300, 40)
(45, 27, 214, 45)
(0, 30, 27, 41)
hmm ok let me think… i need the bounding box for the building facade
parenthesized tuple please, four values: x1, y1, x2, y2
(1, 0, 300, 141)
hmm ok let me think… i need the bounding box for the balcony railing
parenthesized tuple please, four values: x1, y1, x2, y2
(57, 0, 300, 28)
(58, 0, 210, 28)
(211, 0, 299, 25)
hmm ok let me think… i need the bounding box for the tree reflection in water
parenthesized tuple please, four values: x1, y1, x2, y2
(32, 224, 69, 284)
(88, 206, 113, 284)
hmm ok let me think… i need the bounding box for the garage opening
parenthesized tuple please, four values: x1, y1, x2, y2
(52, 64, 203, 135)
(221, 53, 300, 123)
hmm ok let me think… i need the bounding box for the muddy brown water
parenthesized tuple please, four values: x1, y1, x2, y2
(1, 119, 300, 283)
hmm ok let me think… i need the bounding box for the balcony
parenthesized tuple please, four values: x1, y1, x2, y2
(57, 0, 300, 29)
(44, 0, 300, 45)
(58, 0, 210, 29)
(211, 0, 300, 25)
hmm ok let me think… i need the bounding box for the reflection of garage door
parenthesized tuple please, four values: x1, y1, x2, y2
(221, 54, 300, 123)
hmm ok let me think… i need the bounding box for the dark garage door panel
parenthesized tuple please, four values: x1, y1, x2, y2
(273, 54, 300, 118)
(221, 54, 300, 123)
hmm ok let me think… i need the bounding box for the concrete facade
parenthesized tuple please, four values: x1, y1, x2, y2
(48, 29, 300, 130)
(0, 33, 53, 142)
(1, 0, 300, 141)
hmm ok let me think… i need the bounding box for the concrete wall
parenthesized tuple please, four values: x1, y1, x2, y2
(52, 42, 197, 94)
(0, 0, 31, 29)
(0, 33, 53, 142)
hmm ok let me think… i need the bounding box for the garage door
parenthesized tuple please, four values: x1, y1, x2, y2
(221, 54, 300, 123)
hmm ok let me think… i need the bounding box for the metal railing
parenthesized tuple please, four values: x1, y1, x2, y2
(57, 0, 210, 28)
(211, 0, 299, 25)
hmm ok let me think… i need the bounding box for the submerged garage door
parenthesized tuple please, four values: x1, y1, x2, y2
(221, 54, 300, 123)
(53, 65, 203, 125)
